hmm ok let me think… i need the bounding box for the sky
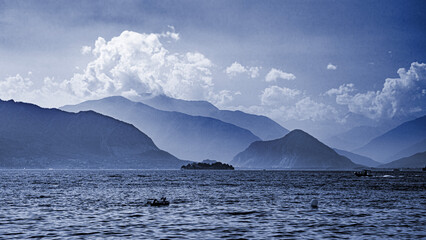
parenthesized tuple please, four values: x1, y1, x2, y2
(1, 0, 425, 138)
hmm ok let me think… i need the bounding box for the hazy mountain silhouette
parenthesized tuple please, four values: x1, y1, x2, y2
(61, 96, 260, 162)
(333, 148, 380, 167)
(378, 151, 426, 168)
(139, 94, 288, 140)
(139, 94, 218, 116)
(0, 99, 187, 169)
(325, 125, 385, 151)
(231, 129, 359, 169)
(386, 139, 426, 162)
(355, 115, 426, 162)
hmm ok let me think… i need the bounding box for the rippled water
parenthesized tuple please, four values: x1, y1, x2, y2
(0, 170, 425, 239)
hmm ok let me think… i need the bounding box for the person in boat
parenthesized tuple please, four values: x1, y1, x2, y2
(148, 197, 170, 206)
(355, 169, 372, 177)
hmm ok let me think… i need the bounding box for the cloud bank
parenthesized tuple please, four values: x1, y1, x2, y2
(0, 73, 79, 107)
(67, 30, 214, 101)
(0, 29, 237, 107)
(326, 62, 426, 120)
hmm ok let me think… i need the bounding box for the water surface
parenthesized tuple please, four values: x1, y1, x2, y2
(0, 170, 424, 239)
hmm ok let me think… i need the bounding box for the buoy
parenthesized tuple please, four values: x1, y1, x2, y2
(310, 198, 318, 208)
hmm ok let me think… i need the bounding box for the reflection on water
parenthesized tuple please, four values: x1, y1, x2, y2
(0, 170, 425, 239)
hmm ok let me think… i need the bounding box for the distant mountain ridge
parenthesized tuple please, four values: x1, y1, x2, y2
(231, 129, 359, 169)
(386, 139, 426, 162)
(355, 115, 426, 162)
(0, 99, 187, 169)
(139, 94, 219, 116)
(325, 126, 385, 151)
(61, 96, 260, 162)
(139, 94, 289, 140)
(378, 152, 426, 169)
(333, 149, 381, 167)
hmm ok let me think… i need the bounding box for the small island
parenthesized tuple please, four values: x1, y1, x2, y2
(181, 159, 234, 170)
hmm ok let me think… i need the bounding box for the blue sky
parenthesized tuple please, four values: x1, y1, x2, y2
(1, 0, 425, 137)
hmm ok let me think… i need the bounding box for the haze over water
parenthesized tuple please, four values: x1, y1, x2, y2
(0, 170, 424, 239)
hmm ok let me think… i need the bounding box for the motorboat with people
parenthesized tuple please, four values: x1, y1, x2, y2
(354, 169, 372, 177)
(147, 197, 170, 206)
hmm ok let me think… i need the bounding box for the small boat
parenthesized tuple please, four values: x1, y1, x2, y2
(354, 169, 372, 177)
(147, 197, 170, 206)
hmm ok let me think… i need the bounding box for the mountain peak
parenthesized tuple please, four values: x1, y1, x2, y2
(2, 99, 15, 103)
(232, 129, 358, 169)
(278, 129, 324, 148)
(100, 95, 131, 103)
(285, 129, 311, 138)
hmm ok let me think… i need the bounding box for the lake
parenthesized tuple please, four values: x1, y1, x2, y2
(0, 170, 424, 239)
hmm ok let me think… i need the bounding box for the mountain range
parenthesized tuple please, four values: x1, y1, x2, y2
(139, 94, 289, 140)
(0, 99, 187, 169)
(2, 94, 424, 170)
(61, 96, 260, 162)
(355, 115, 426, 162)
(231, 129, 360, 169)
(325, 126, 386, 151)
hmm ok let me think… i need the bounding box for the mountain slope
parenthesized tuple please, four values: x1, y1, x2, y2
(355, 115, 426, 162)
(386, 139, 426, 162)
(140, 94, 289, 140)
(0, 99, 186, 169)
(61, 96, 260, 162)
(334, 149, 380, 167)
(231, 129, 359, 169)
(325, 126, 385, 151)
(379, 152, 426, 168)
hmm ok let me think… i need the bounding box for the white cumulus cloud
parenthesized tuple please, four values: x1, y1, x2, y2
(261, 85, 301, 105)
(248, 67, 260, 78)
(1, 30, 236, 107)
(0, 74, 33, 100)
(326, 62, 426, 119)
(325, 83, 355, 96)
(239, 84, 340, 122)
(208, 90, 238, 107)
(81, 46, 92, 55)
(225, 62, 247, 76)
(65, 30, 214, 101)
(0, 74, 78, 107)
(327, 63, 337, 70)
(225, 62, 261, 78)
(265, 68, 296, 82)
(278, 97, 339, 122)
